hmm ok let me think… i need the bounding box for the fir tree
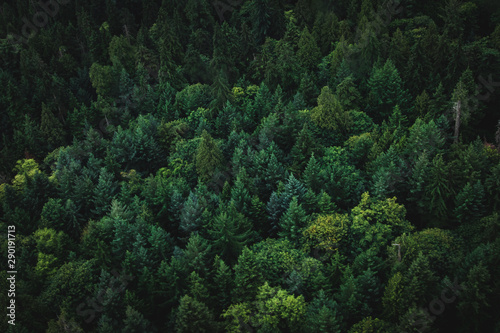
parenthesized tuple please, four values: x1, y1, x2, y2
(278, 196, 308, 246)
(311, 86, 352, 135)
(175, 295, 217, 333)
(297, 27, 321, 71)
(196, 130, 223, 182)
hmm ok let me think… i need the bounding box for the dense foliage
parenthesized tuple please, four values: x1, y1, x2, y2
(1, 0, 500, 332)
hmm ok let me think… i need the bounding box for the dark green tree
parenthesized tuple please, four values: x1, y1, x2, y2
(367, 59, 410, 122)
(297, 27, 321, 71)
(196, 130, 223, 182)
(175, 295, 217, 333)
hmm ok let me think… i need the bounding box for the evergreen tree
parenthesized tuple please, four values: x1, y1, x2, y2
(367, 59, 410, 122)
(305, 290, 343, 332)
(208, 202, 255, 264)
(303, 153, 325, 193)
(196, 130, 223, 182)
(210, 255, 234, 312)
(233, 247, 264, 302)
(179, 192, 204, 235)
(267, 174, 307, 236)
(311, 86, 352, 135)
(290, 123, 319, 176)
(92, 167, 118, 217)
(175, 295, 217, 333)
(297, 27, 321, 71)
(278, 196, 308, 246)
(424, 154, 451, 226)
(336, 76, 362, 111)
(454, 180, 486, 224)
(122, 306, 156, 333)
(40, 103, 65, 150)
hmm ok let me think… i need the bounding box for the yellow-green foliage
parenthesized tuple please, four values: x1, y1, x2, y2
(303, 214, 349, 253)
(12, 159, 40, 190)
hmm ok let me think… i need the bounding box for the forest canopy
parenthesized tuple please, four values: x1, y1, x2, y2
(0, 0, 500, 332)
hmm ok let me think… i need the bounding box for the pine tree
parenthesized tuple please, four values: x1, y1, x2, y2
(122, 306, 155, 333)
(196, 130, 223, 182)
(388, 28, 410, 72)
(92, 167, 118, 217)
(208, 202, 255, 264)
(233, 247, 264, 302)
(184, 0, 214, 31)
(109, 35, 136, 74)
(454, 180, 486, 224)
(248, 195, 267, 235)
(278, 196, 307, 246)
(230, 168, 253, 216)
(267, 174, 307, 236)
(187, 271, 210, 302)
(211, 255, 234, 312)
(244, 0, 285, 44)
(415, 90, 431, 120)
(40, 103, 65, 150)
(298, 71, 319, 106)
(335, 76, 362, 111)
(175, 295, 217, 333)
(305, 290, 343, 332)
(311, 86, 352, 135)
(316, 191, 337, 215)
(382, 272, 405, 321)
(297, 27, 321, 71)
(428, 82, 449, 119)
(290, 123, 319, 176)
(457, 262, 493, 332)
(404, 252, 437, 308)
(179, 192, 204, 235)
(303, 154, 325, 193)
(182, 233, 212, 276)
(367, 59, 410, 122)
(424, 154, 451, 226)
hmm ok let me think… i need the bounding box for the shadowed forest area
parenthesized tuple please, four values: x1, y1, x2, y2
(1, 0, 500, 332)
